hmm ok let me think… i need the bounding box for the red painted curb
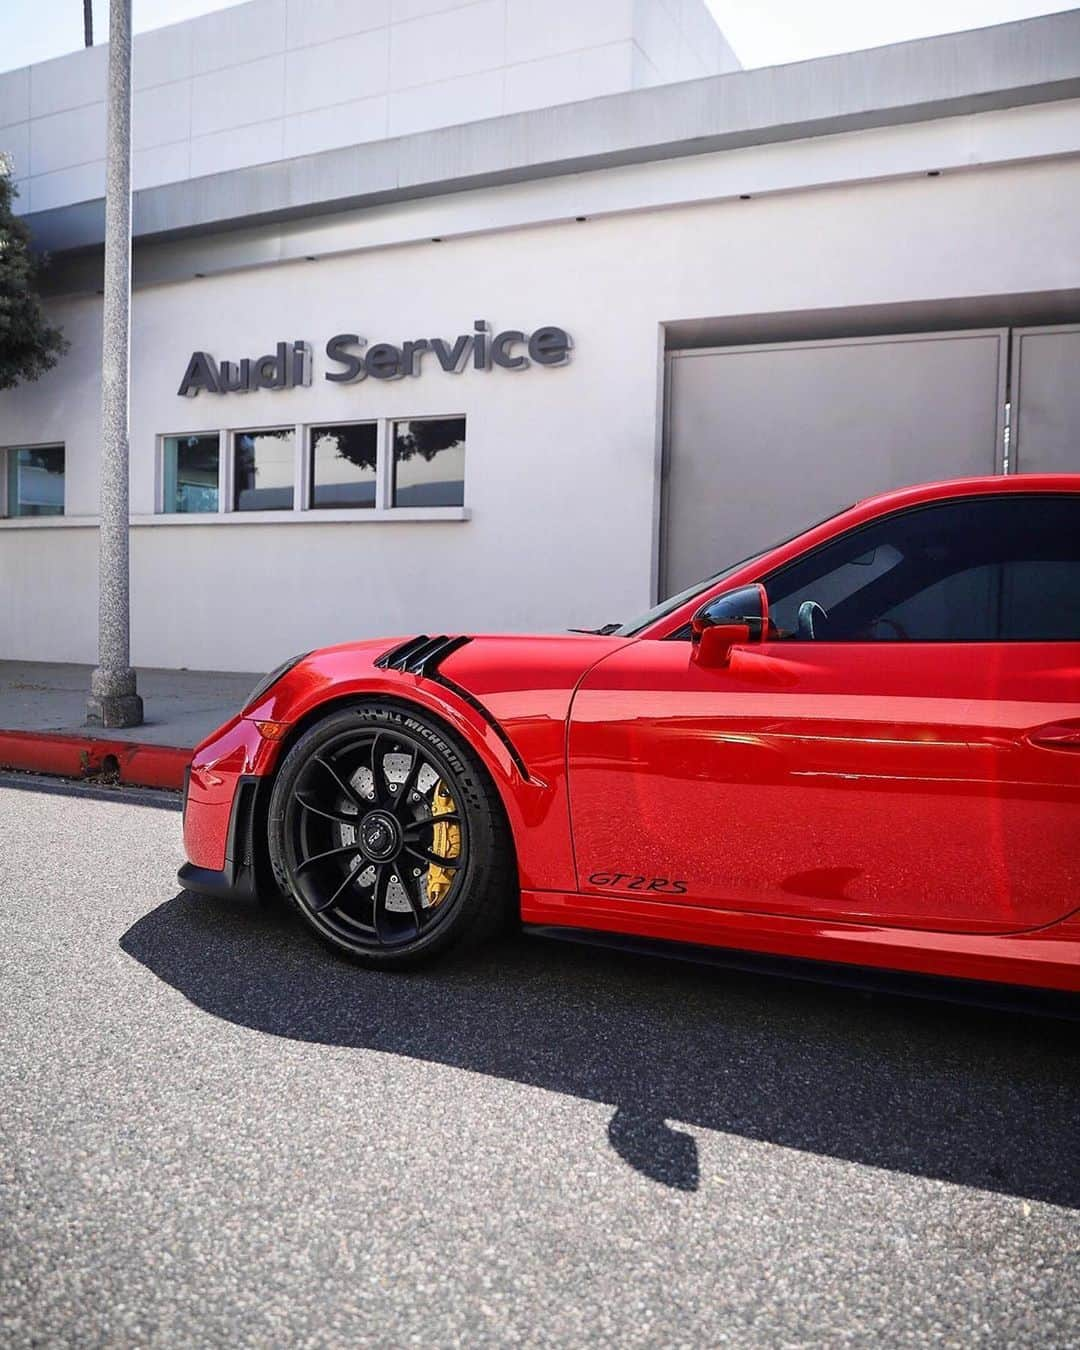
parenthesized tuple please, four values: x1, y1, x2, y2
(0, 730, 191, 791)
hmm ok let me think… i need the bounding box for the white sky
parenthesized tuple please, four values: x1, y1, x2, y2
(0, 0, 1074, 75)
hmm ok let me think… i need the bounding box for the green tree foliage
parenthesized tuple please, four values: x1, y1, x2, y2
(0, 170, 67, 391)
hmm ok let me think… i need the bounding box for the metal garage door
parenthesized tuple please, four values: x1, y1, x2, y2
(662, 329, 1007, 596)
(1011, 325, 1080, 474)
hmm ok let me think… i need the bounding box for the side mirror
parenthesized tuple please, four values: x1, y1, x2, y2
(691, 583, 768, 668)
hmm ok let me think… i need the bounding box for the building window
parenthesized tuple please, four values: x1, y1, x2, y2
(4, 445, 65, 517)
(162, 434, 220, 513)
(310, 423, 377, 509)
(150, 420, 468, 519)
(234, 429, 294, 511)
(392, 417, 466, 508)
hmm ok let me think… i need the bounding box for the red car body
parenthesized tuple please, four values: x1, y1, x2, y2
(180, 475, 1080, 994)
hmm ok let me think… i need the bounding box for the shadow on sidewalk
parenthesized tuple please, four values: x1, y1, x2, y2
(121, 891, 1080, 1202)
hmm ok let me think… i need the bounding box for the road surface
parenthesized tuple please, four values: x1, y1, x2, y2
(1, 774, 1077, 1346)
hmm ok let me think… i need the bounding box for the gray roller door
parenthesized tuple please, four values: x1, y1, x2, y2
(1011, 325, 1080, 473)
(662, 329, 1007, 595)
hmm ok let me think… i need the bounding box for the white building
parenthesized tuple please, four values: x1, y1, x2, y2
(1, 2, 1078, 671)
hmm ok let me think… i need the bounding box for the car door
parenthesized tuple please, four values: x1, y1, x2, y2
(567, 492, 1080, 935)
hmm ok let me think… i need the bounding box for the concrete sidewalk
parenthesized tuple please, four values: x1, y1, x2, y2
(0, 662, 259, 788)
(0, 662, 258, 745)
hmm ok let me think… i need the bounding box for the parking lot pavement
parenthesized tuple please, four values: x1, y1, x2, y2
(1, 775, 1078, 1348)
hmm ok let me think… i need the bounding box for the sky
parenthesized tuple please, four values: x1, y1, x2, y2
(0, 0, 1074, 74)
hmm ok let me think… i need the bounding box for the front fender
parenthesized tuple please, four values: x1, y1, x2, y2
(234, 645, 571, 891)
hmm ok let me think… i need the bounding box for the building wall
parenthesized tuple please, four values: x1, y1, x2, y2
(0, 0, 738, 213)
(1, 146, 1078, 671)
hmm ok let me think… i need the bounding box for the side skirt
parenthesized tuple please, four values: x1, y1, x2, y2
(522, 924, 1080, 1019)
(519, 889, 1080, 996)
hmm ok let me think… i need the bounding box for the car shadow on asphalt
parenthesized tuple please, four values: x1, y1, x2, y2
(121, 892, 1080, 1203)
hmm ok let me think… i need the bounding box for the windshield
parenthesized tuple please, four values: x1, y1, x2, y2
(612, 553, 764, 637)
(612, 503, 856, 637)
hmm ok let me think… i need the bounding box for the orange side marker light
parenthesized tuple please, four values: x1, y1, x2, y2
(253, 720, 289, 741)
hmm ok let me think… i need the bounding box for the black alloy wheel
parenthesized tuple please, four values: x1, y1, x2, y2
(268, 704, 514, 967)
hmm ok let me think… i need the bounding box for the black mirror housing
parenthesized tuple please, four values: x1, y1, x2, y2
(691, 583, 769, 641)
(690, 584, 768, 667)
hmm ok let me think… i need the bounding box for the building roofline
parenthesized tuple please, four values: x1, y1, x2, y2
(19, 9, 1080, 257)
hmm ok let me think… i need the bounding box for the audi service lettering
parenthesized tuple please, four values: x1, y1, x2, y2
(177, 322, 571, 396)
(178, 342, 313, 397)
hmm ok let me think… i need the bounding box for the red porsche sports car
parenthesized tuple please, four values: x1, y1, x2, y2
(179, 474, 1080, 994)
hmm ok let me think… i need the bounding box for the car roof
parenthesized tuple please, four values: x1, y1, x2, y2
(851, 472, 1080, 513)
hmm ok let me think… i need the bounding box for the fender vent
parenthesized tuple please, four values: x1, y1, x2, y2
(375, 634, 471, 676)
(376, 634, 529, 781)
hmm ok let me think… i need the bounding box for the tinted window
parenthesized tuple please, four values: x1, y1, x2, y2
(615, 503, 857, 637)
(162, 434, 219, 513)
(234, 429, 294, 511)
(310, 423, 377, 509)
(766, 495, 1080, 642)
(7, 445, 64, 517)
(392, 418, 465, 508)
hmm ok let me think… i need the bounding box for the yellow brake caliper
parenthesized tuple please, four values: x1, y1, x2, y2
(426, 779, 461, 908)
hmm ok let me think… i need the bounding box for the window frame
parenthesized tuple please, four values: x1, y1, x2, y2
(759, 492, 1080, 645)
(229, 425, 300, 514)
(390, 413, 467, 510)
(659, 493, 1080, 644)
(307, 418, 381, 512)
(150, 419, 469, 522)
(1, 442, 66, 519)
(157, 430, 224, 515)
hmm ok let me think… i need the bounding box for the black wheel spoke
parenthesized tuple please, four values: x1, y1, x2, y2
(403, 844, 462, 870)
(391, 751, 424, 812)
(294, 792, 358, 827)
(403, 813, 460, 839)
(371, 865, 392, 943)
(296, 842, 361, 874)
(392, 862, 426, 929)
(368, 733, 394, 806)
(312, 756, 364, 810)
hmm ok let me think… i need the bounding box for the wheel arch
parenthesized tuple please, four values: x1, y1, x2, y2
(256, 687, 526, 895)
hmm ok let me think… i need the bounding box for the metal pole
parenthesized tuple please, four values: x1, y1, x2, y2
(87, 0, 143, 728)
(84, 0, 94, 47)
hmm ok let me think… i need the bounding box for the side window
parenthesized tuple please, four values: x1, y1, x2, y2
(765, 495, 1080, 642)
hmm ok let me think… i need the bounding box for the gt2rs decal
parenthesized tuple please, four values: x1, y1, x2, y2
(587, 872, 688, 896)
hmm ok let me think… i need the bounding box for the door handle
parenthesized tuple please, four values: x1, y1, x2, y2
(1028, 721, 1080, 751)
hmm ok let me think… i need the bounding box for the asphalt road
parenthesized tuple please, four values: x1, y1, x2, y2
(1, 774, 1078, 1348)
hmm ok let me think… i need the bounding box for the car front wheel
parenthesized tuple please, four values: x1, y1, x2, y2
(267, 702, 515, 967)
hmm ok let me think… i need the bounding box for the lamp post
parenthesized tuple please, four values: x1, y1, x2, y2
(87, 0, 143, 728)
